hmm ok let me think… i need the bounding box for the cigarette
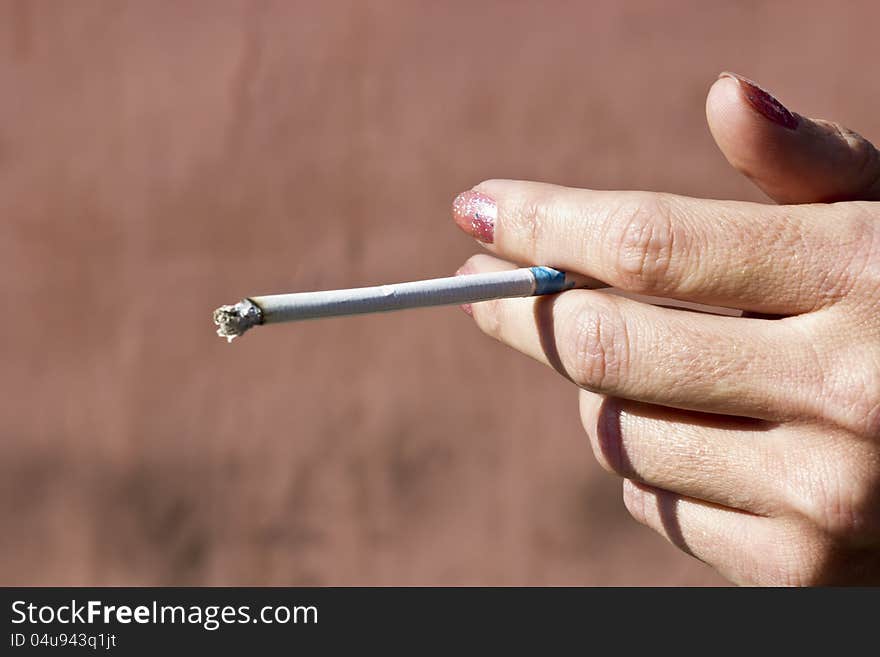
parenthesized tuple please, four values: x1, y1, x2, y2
(213, 266, 601, 342)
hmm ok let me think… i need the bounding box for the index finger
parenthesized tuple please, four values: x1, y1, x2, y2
(452, 180, 869, 315)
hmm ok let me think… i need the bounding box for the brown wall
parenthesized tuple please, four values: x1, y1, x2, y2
(2, 0, 878, 585)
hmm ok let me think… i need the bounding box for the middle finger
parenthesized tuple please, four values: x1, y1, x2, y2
(462, 254, 821, 421)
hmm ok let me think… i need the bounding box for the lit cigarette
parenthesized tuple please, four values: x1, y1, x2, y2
(213, 266, 601, 342)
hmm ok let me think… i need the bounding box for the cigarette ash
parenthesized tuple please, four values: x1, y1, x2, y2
(213, 299, 262, 342)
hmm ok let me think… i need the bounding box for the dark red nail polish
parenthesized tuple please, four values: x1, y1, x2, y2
(719, 71, 799, 130)
(452, 190, 496, 244)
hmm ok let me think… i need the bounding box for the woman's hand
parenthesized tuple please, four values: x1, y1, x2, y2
(453, 73, 880, 585)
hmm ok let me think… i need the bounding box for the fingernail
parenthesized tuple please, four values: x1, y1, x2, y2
(454, 265, 474, 316)
(718, 71, 799, 131)
(452, 190, 496, 244)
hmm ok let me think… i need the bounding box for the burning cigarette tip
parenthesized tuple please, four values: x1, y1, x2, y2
(213, 299, 262, 342)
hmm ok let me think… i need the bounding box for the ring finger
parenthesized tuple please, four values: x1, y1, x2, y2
(579, 391, 782, 515)
(461, 254, 820, 421)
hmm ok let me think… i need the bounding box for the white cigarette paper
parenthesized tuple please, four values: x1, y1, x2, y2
(213, 267, 599, 342)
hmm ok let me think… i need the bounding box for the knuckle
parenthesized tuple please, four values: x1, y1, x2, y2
(789, 447, 880, 539)
(772, 533, 877, 586)
(850, 372, 880, 438)
(843, 205, 880, 303)
(831, 123, 880, 197)
(768, 210, 855, 308)
(773, 541, 832, 587)
(826, 206, 880, 305)
(605, 193, 680, 292)
(755, 524, 838, 586)
(823, 356, 880, 437)
(512, 192, 557, 262)
(563, 300, 630, 391)
(815, 483, 868, 538)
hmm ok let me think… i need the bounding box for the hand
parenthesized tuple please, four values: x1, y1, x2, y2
(453, 72, 880, 585)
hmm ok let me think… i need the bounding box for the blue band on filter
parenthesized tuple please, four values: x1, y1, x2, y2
(530, 267, 571, 295)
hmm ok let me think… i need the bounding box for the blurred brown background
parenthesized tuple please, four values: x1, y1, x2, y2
(2, 0, 878, 585)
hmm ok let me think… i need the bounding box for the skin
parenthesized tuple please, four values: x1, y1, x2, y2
(454, 74, 880, 585)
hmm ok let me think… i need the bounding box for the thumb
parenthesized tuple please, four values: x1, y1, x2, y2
(706, 72, 880, 203)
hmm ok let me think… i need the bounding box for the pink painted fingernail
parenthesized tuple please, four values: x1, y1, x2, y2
(452, 190, 496, 244)
(719, 72, 800, 131)
(454, 265, 474, 316)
